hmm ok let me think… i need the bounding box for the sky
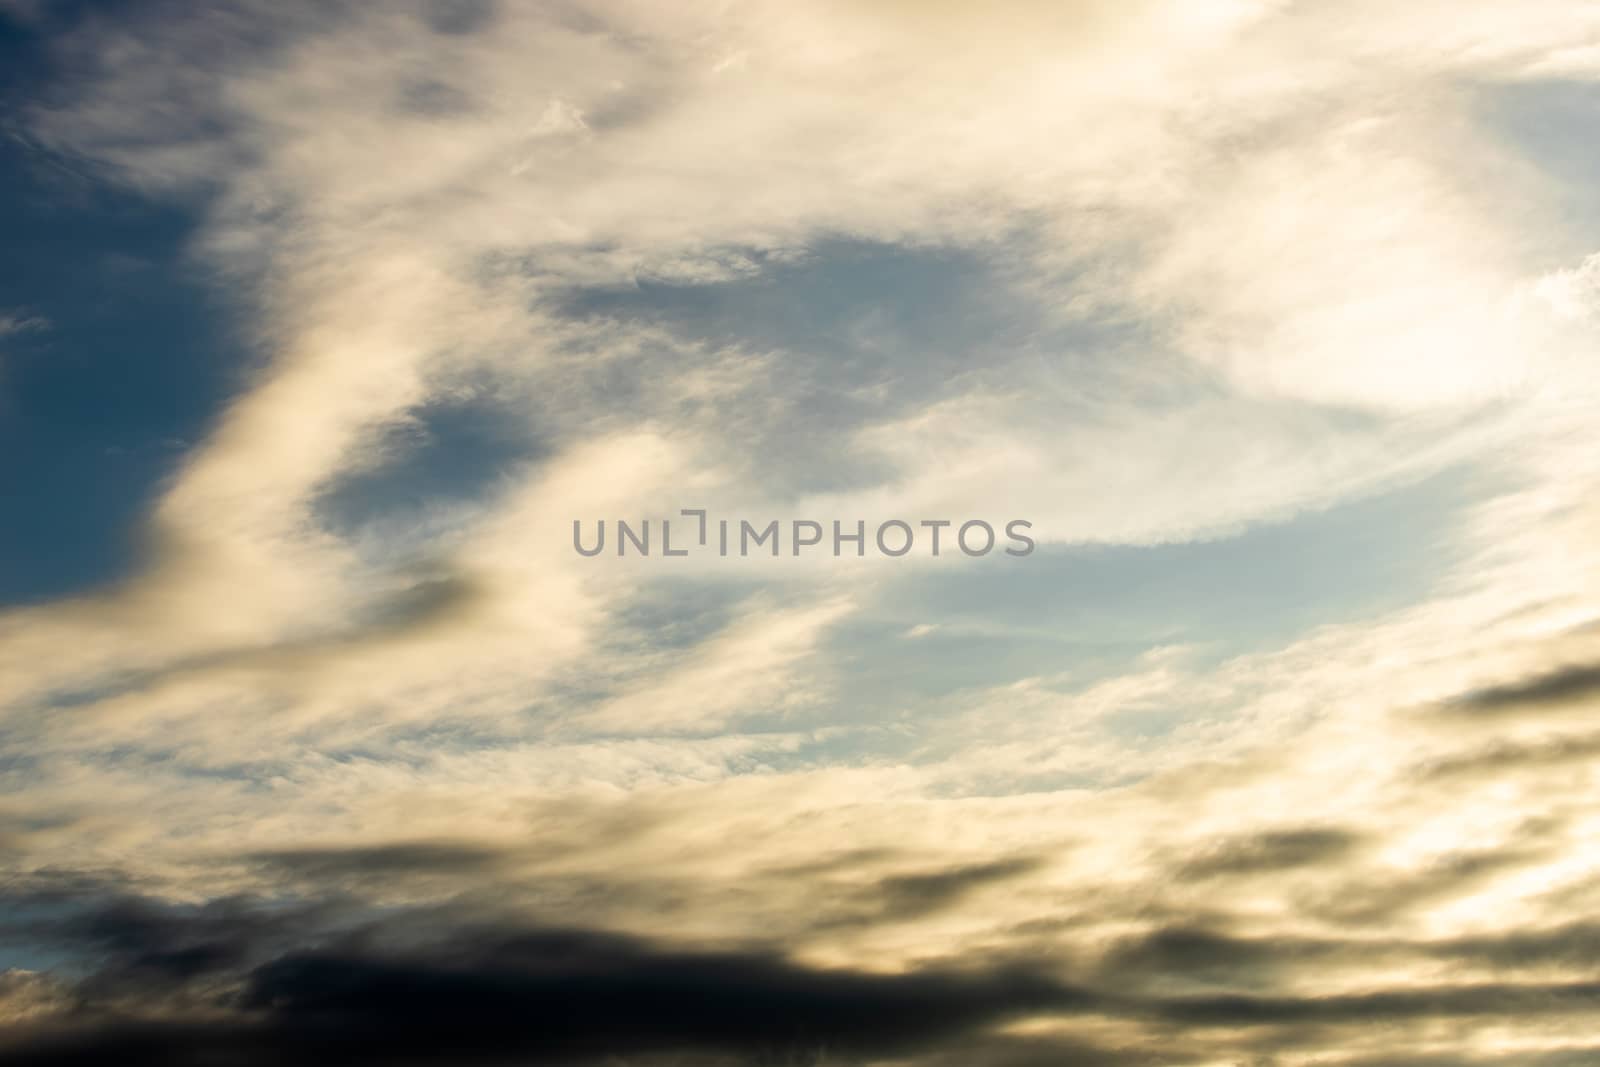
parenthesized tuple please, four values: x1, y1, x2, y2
(2, 0, 1600, 1063)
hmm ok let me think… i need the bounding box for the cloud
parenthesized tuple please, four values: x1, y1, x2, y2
(15, 872, 1600, 1064)
(2, 0, 1591, 732)
(575, 594, 855, 735)
(5, 1, 1600, 1063)
(1173, 827, 1363, 879)
(1444, 661, 1600, 715)
(249, 840, 509, 881)
(0, 889, 1091, 1067)
(0, 313, 47, 339)
(1415, 730, 1600, 780)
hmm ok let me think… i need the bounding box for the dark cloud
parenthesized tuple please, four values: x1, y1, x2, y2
(232, 937, 1080, 1062)
(812, 856, 1045, 931)
(1334, 1051, 1600, 1067)
(1445, 662, 1600, 715)
(358, 573, 486, 634)
(910, 1033, 1167, 1067)
(0, 884, 349, 999)
(1099, 918, 1600, 999)
(249, 840, 507, 881)
(877, 858, 1042, 913)
(1095, 926, 1362, 990)
(394, 78, 477, 117)
(1428, 921, 1600, 971)
(1146, 979, 1600, 1026)
(1174, 828, 1361, 879)
(1414, 730, 1600, 779)
(418, 0, 497, 36)
(12, 881, 1600, 1065)
(0, 905, 1090, 1066)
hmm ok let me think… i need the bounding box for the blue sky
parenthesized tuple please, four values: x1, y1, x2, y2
(0, 125, 249, 603)
(4, 2, 1600, 1064)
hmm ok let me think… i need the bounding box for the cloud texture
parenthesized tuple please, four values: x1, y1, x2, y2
(5, 0, 1600, 1062)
